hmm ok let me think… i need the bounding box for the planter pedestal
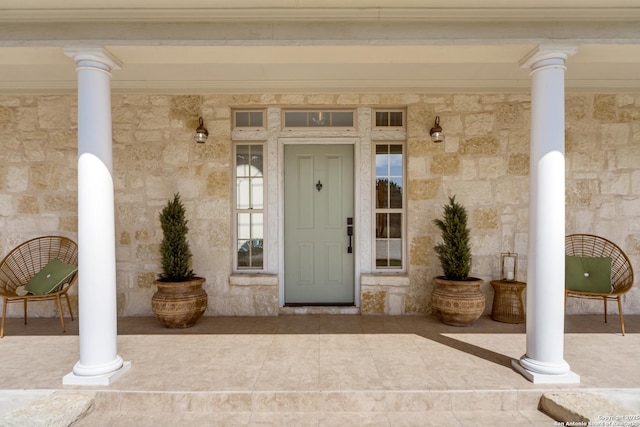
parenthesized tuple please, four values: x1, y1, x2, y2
(152, 277, 207, 328)
(431, 276, 485, 326)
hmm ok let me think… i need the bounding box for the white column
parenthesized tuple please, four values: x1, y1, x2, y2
(63, 48, 130, 385)
(512, 46, 579, 384)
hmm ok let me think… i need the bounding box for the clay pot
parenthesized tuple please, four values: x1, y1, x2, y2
(431, 276, 485, 326)
(151, 277, 208, 328)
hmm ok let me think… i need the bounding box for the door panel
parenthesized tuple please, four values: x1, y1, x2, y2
(284, 144, 354, 304)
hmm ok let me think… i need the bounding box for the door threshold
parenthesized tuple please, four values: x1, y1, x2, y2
(279, 305, 360, 315)
(285, 303, 354, 307)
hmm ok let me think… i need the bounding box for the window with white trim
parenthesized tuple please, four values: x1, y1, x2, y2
(234, 143, 265, 270)
(374, 143, 405, 269)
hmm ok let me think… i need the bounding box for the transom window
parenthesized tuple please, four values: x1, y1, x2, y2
(283, 110, 354, 128)
(234, 110, 265, 129)
(234, 144, 265, 270)
(375, 143, 405, 269)
(374, 110, 404, 128)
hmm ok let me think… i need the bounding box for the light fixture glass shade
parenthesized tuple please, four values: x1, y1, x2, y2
(430, 131, 444, 143)
(194, 117, 208, 143)
(430, 116, 444, 143)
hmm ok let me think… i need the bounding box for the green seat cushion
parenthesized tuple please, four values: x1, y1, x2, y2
(24, 258, 78, 295)
(565, 255, 612, 293)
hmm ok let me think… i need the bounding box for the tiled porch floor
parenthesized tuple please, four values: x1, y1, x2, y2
(0, 314, 639, 426)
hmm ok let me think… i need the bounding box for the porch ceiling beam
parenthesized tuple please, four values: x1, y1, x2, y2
(1, 21, 640, 46)
(1, 7, 640, 24)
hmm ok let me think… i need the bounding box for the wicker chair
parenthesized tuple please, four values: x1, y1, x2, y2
(0, 236, 78, 338)
(565, 234, 634, 335)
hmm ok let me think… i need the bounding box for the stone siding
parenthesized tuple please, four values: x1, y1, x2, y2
(1, 93, 639, 318)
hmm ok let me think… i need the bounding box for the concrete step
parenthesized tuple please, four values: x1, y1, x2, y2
(5, 388, 639, 426)
(74, 389, 554, 426)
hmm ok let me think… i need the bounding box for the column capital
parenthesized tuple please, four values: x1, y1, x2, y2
(64, 47, 122, 71)
(519, 45, 578, 71)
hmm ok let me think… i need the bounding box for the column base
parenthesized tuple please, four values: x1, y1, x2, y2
(63, 361, 131, 386)
(512, 359, 579, 384)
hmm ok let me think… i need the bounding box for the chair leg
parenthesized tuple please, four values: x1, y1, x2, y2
(617, 297, 625, 336)
(603, 296, 608, 323)
(56, 295, 66, 333)
(1, 298, 7, 338)
(23, 298, 27, 325)
(64, 293, 74, 321)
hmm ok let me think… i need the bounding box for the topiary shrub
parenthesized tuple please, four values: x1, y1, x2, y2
(433, 195, 472, 280)
(158, 193, 194, 282)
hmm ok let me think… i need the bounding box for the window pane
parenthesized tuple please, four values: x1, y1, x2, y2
(237, 239, 250, 267)
(331, 111, 354, 127)
(376, 213, 388, 238)
(389, 153, 402, 176)
(376, 179, 389, 209)
(389, 213, 402, 238)
(375, 112, 388, 127)
(389, 112, 403, 126)
(389, 178, 403, 209)
(249, 111, 264, 127)
(250, 146, 263, 177)
(375, 146, 389, 177)
(237, 178, 250, 209)
(250, 178, 264, 209)
(309, 112, 330, 126)
(388, 239, 402, 266)
(238, 213, 251, 239)
(235, 112, 249, 127)
(376, 239, 389, 267)
(236, 145, 250, 177)
(284, 111, 308, 127)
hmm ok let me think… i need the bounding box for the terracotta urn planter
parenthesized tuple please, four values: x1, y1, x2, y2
(431, 276, 485, 326)
(151, 277, 208, 328)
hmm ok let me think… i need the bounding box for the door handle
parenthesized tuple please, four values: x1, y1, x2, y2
(347, 217, 353, 253)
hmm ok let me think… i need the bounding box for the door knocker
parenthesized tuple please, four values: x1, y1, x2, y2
(316, 180, 323, 192)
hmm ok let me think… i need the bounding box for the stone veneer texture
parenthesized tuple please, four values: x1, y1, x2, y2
(0, 93, 639, 317)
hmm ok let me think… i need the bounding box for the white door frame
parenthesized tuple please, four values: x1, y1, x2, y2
(278, 137, 361, 307)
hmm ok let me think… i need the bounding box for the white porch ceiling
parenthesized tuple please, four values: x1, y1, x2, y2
(1, 0, 639, 94)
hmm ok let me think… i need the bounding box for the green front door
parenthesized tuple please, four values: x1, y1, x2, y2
(284, 144, 354, 304)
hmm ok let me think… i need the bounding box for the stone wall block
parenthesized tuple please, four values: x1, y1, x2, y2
(58, 216, 77, 232)
(137, 107, 171, 130)
(17, 195, 39, 214)
(600, 172, 630, 195)
(361, 290, 387, 314)
(135, 243, 159, 261)
(37, 96, 71, 129)
(0, 106, 12, 125)
(478, 157, 505, 179)
(507, 153, 529, 176)
(566, 180, 595, 208)
(612, 146, 640, 170)
(472, 208, 498, 230)
(453, 95, 482, 112)
(566, 95, 590, 120)
(409, 235, 433, 267)
(137, 272, 157, 289)
(495, 103, 522, 128)
(593, 95, 617, 121)
(462, 136, 499, 155)
(601, 123, 631, 145)
(430, 154, 460, 175)
(464, 113, 495, 136)
(408, 178, 440, 200)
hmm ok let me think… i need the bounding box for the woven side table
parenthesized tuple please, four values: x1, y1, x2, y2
(490, 280, 526, 324)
